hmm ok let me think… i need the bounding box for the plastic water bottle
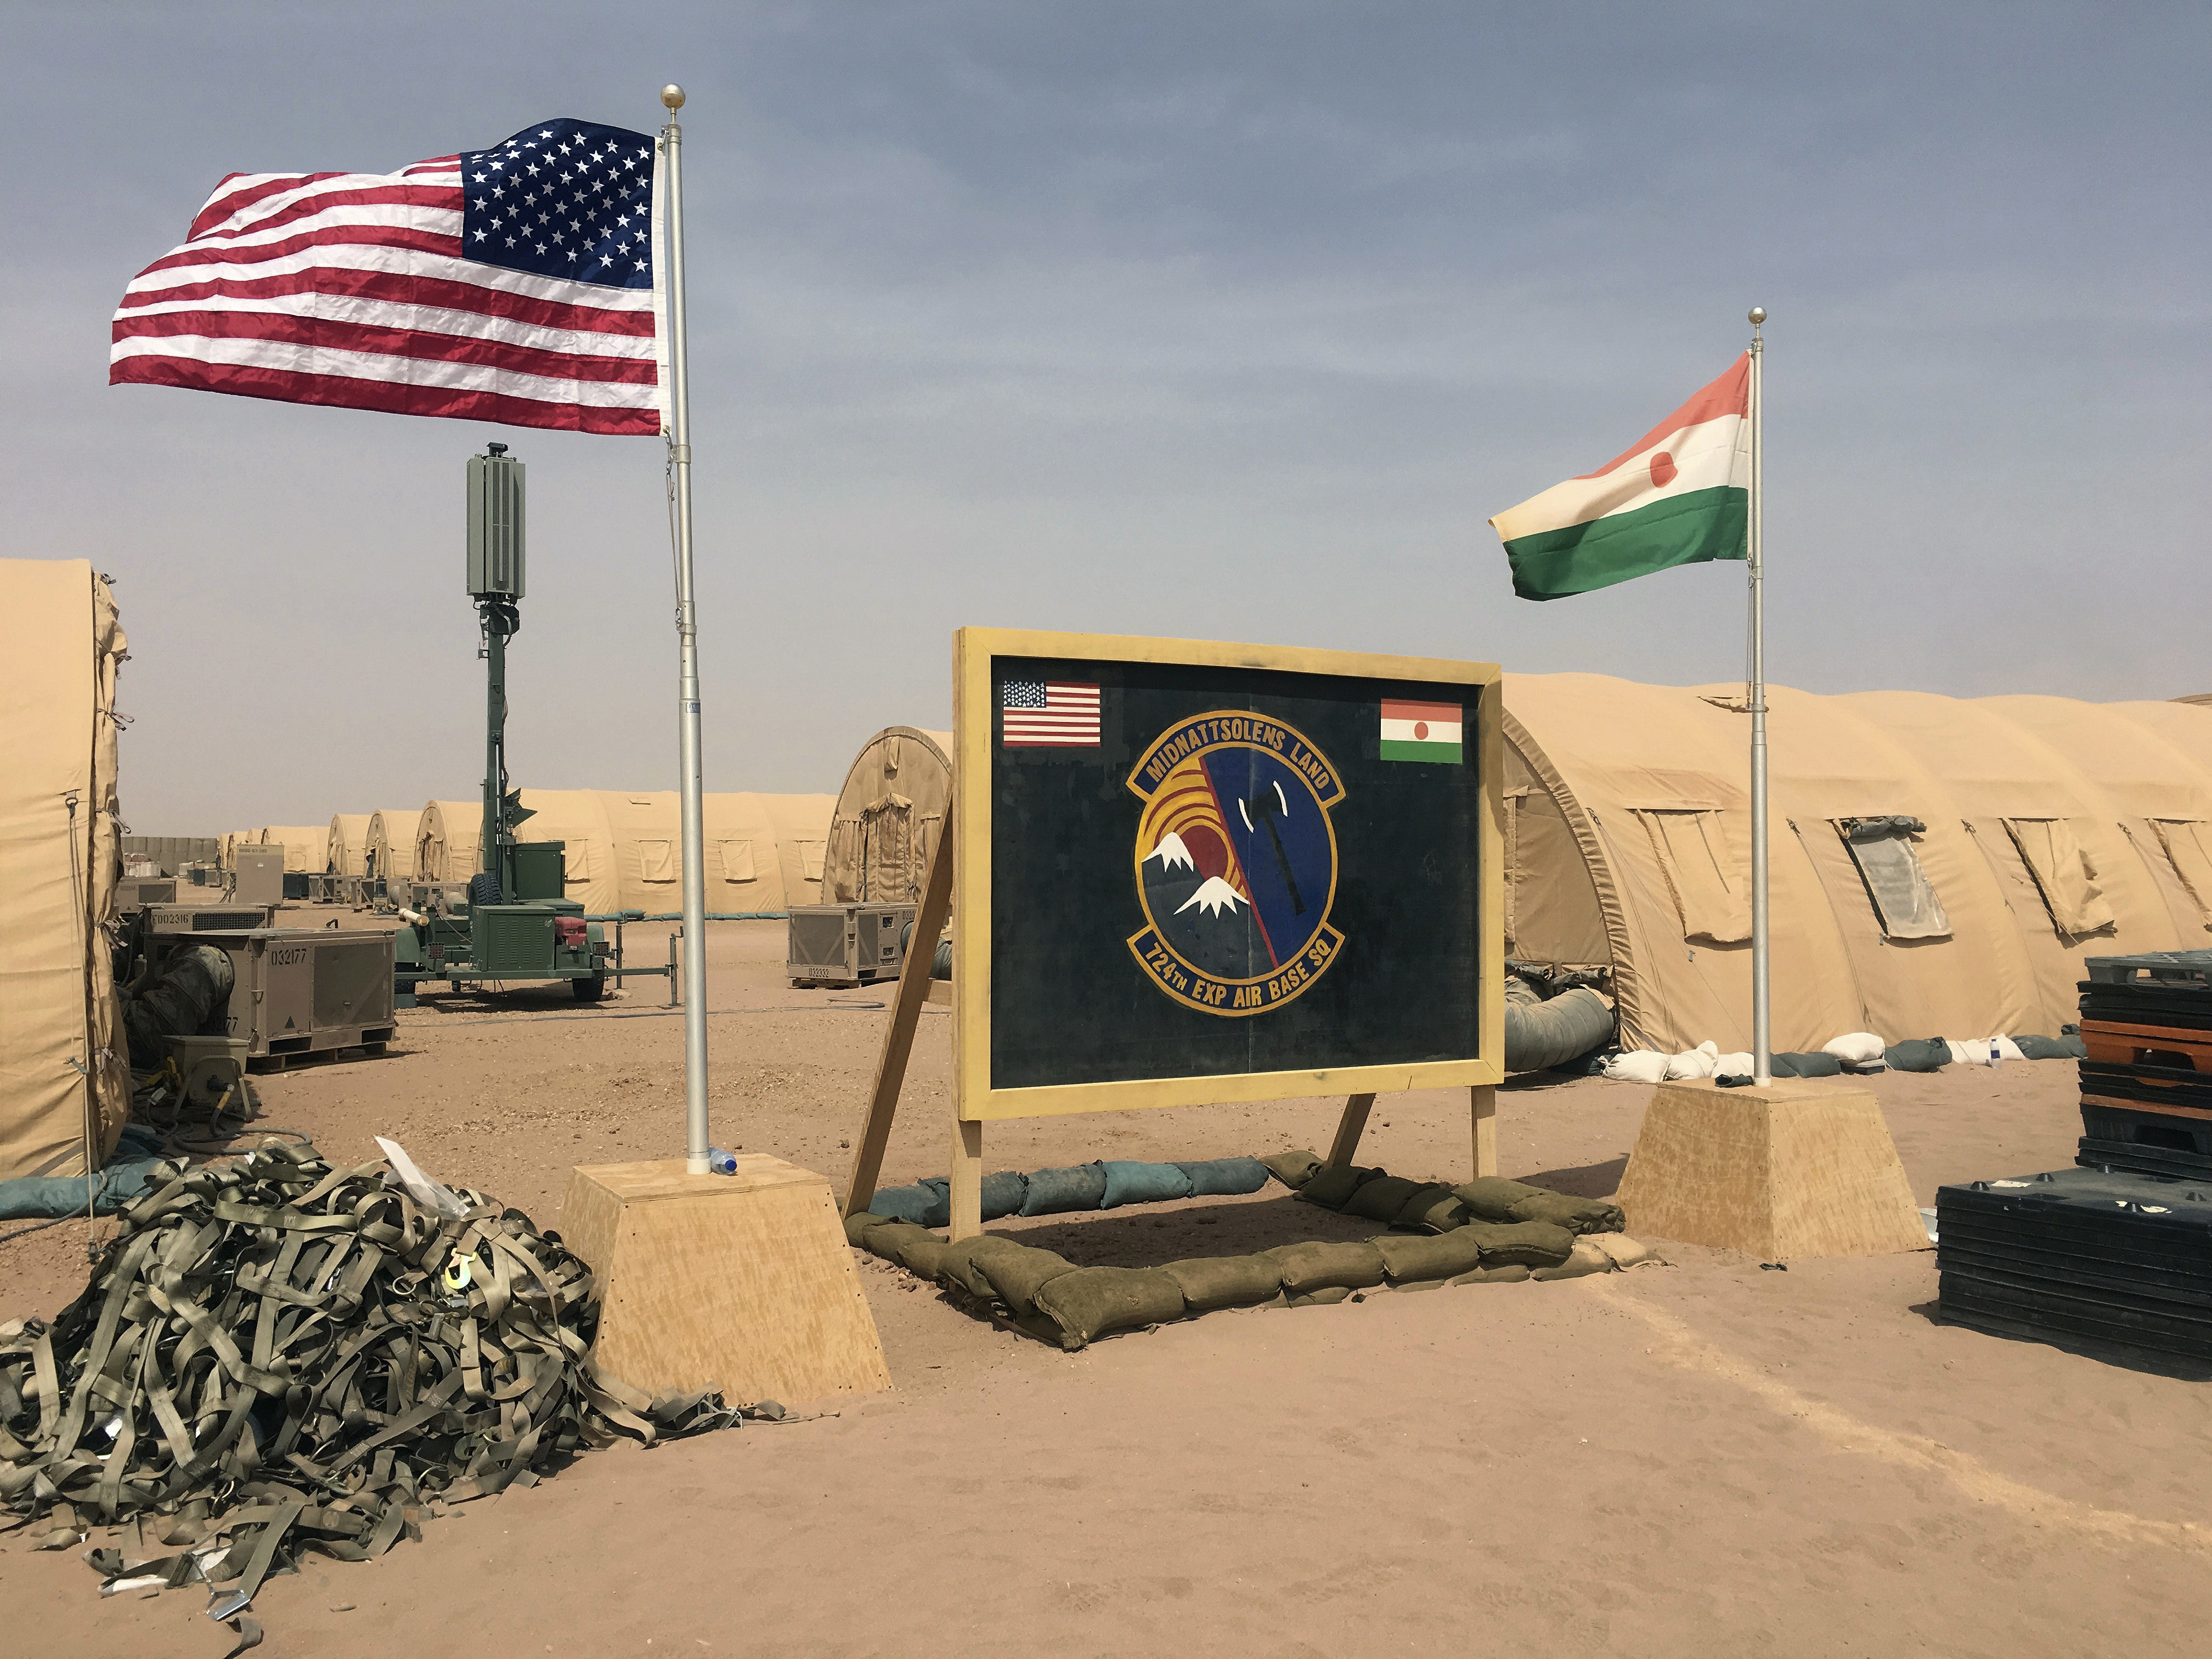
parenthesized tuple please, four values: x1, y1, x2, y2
(705, 1146, 738, 1176)
(1988, 1039, 2002, 1071)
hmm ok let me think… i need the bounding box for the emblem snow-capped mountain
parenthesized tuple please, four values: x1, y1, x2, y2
(1175, 877, 1245, 917)
(1146, 832, 1196, 874)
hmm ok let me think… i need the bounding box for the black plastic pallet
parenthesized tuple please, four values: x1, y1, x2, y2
(2079, 1137, 2212, 1181)
(1938, 1279, 2212, 1361)
(2082, 950, 2212, 988)
(2078, 990, 2212, 1030)
(1935, 1167, 2212, 1359)
(2079, 1060, 2212, 1111)
(2079, 1100, 2212, 1160)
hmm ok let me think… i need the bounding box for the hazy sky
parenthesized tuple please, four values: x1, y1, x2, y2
(4, 3, 2205, 833)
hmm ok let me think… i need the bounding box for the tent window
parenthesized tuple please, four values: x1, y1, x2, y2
(563, 843, 591, 882)
(2002, 817, 2114, 937)
(2150, 820, 2212, 928)
(717, 838, 757, 883)
(798, 839, 827, 882)
(1836, 816, 1949, 940)
(639, 839, 676, 883)
(1633, 809, 1750, 944)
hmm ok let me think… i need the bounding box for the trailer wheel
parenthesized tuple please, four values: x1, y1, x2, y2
(573, 974, 607, 1003)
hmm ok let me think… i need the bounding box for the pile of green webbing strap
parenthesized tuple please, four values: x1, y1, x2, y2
(1, 1141, 735, 1610)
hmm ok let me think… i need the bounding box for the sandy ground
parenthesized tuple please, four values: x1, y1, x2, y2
(7, 918, 2208, 1657)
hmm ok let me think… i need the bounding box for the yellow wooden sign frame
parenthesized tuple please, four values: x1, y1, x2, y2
(843, 628, 1504, 1243)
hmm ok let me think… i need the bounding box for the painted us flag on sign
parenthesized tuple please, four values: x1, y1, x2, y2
(110, 119, 665, 435)
(1002, 681, 1102, 747)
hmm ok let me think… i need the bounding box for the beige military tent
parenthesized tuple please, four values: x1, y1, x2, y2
(820, 728, 953, 904)
(514, 790, 832, 913)
(328, 814, 374, 878)
(411, 792, 831, 908)
(220, 831, 255, 872)
(365, 808, 421, 885)
(1, 560, 129, 1180)
(259, 826, 329, 873)
(1504, 673, 2212, 1056)
(414, 800, 483, 882)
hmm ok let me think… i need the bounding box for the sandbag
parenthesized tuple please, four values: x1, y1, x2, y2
(1769, 1051, 1842, 1079)
(1531, 1237, 1616, 1280)
(1285, 1286, 1355, 1307)
(868, 1184, 946, 1227)
(1393, 1184, 1465, 1233)
(1100, 1160, 1194, 1209)
(1663, 1041, 1722, 1081)
(1019, 1163, 1107, 1216)
(936, 1235, 1028, 1300)
(1821, 1031, 1887, 1066)
(1450, 1177, 1551, 1223)
(844, 1210, 899, 1246)
(1373, 1229, 1487, 1283)
(1590, 1233, 1663, 1270)
(1884, 1037, 1950, 1073)
(1448, 1177, 1620, 1235)
(1296, 1164, 1380, 1211)
(1161, 1252, 1285, 1312)
(862, 1220, 934, 1262)
(1269, 1240, 1387, 1295)
(1449, 1263, 1532, 1285)
(1031, 1267, 1186, 1351)
(976, 1244, 1080, 1316)
(981, 1170, 1030, 1221)
(1946, 1036, 2028, 1066)
(1341, 1175, 1424, 1223)
(1175, 1156, 1270, 1197)
(1508, 1192, 1625, 1235)
(1460, 1220, 1575, 1268)
(887, 1228, 955, 1280)
(1259, 1149, 1324, 1189)
(1602, 1050, 1669, 1084)
(2013, 1032, 2087, 1060)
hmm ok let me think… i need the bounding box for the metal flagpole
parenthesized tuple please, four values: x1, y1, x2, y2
(1747, 305, 1770, 1087)
(658, 83, 712, 1173)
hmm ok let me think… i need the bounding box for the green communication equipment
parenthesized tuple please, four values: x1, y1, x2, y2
(392, 444, 674, 1007)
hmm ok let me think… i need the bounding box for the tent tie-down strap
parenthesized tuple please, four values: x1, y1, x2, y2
(2, 1141, 739, 1620)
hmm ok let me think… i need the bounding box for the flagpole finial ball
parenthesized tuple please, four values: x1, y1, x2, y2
(1748, 306, 1767, 326)
(660, 84, 686, 111)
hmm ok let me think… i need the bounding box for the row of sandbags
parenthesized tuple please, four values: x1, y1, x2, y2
(866, 1156, 1269, 1228)
(1601, 1027, 2086, 1083)
(1260, 1149, 1627, 1235)
(845, 1155, 1655, 1351)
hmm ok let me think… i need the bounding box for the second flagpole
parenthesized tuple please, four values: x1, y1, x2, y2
(1747, 305, 1770, 1087)
(658, 83, 713, 1173)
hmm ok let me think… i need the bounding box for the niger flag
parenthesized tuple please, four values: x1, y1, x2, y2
(1489, 355, 1750, 600)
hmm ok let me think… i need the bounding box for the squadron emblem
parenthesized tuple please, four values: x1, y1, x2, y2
(1126, 711, 1345, 1015)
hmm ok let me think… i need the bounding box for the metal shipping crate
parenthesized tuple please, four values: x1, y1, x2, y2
(788, 902, 915, 988)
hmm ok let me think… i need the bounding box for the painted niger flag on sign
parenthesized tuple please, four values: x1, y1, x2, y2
(1381, 699, 1462, 763)
(1488, 354, 1750, 600)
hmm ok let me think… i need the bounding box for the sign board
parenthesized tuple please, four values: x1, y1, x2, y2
(953, 628, 1503, 1122)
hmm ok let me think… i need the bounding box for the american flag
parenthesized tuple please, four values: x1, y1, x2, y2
(110, 119, 664, 436)
(1002, 681, 1102, 747)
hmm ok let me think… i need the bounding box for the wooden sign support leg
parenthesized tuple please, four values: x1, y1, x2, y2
(1471, 1084, 1497, 1179)
(950, 1120, 984, 1243)
(840, 817, 956, 1218)
(1327, 1093, 1375, 1166)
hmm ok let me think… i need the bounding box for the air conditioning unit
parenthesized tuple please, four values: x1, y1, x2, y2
(788, 902, 916, 988)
